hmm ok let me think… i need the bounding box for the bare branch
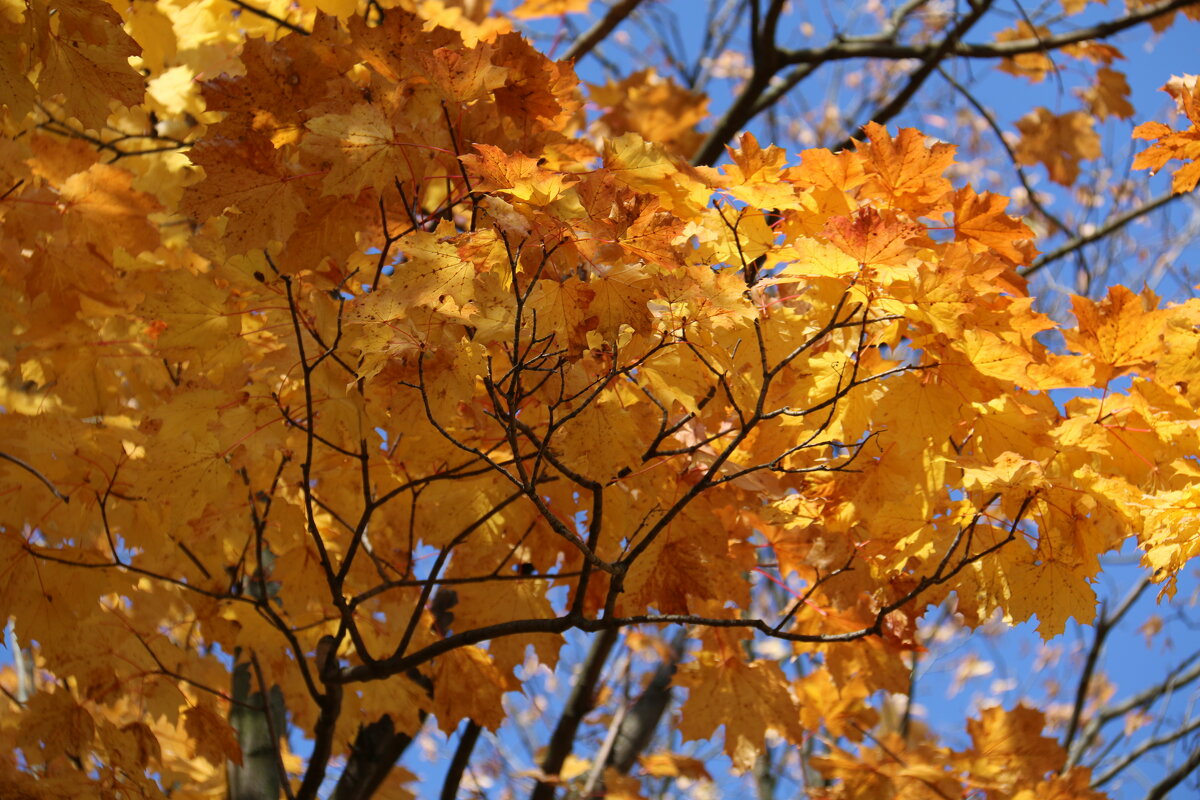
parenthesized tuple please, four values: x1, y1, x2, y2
(1022, 191, 1188, 278)
(441, 721, 483, 800)
(832, 0, 996, 153)
(531, 628, 621, 800)
(777, 0, 1200, 65)
(1064, 576, 1152, 768)
(1142, 742, 1200, 800)
(1092, 715, 1200, 789)
(562, 0, 647, 63)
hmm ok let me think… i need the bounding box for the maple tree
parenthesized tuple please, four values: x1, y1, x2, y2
(3, 0, 1200, 799)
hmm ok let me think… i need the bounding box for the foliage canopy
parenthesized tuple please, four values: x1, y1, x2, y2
(3, 0, 1200, 798)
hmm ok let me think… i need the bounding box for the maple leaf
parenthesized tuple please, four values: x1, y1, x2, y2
(1014, 108, 1102, 186)
(29, 0, 146, 127)
(417, 41, 510, 103)
(304, 104, 431, 198)
(1133, 80, 1200, 194)
(427, 646, 509, 731)
(183, 703, 242, 767)
(795, 669, 880, 740)
(822, 206, 925, 272)
(588, 68, 709, 159)
(1079, 67, 1135, 120)
(16, 690, 96, 763)
(963, 704, 1065, 787)
(995, 22, 1054, 82)
(854, 121, 956, 217)
(638, 753, 712, 781)
(0, 30, 38, 120)
(1064, 285, 1166, 385)
(951, 185, 1035, 264)
(512, 0, 590, 17)
(60, 164, 162, 256)
(675, 631, 803, 769)
(461, 143, 577, 204)
(181, 135, 314, 253)
(603, 131, 712, 215)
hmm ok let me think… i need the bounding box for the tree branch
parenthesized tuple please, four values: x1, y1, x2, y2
(1022, 190, 1187, 277)
(562, 0, 646, 63)
(0, 450, 70, 503)
(607, 628, 688, 773)
(937, 65, 1073, 238)
(1142, 741, 1200, 800)
(832, 0, 996, 153)
(1092, 715, 1200, 789)
(330, 715, 420, 800)
(228, 0, 310, 36)
(1064, 577, 1151, 768)
(778, 0, 1200, 65)
(441, 720, 483, 800)
(531, 627, 620, 800)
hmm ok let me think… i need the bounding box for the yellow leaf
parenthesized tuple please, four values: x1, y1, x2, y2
(461, 143, 577, 204)
(512, 0, 590, 18)
(589, 68, 708, 159)
(995, 22, 1054, 82)
(1133, 81, 1200, 194)
(638, 752, 712, 781)
(676, 631, 803, 770)
(1065, 285, 1166, 384)
(965, 704, 1065, 784)
(428, 646, 509, 731)
(34, 0, 145, 127)
(17, 690, 96, 762)
(183, 703, 242, 766)
(854, 121, 956, 216)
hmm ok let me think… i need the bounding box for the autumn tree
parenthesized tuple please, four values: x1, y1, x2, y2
(2, 1, 1200, 799)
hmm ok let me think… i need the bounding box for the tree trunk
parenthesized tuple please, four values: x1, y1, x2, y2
(227, 658, 286, 800)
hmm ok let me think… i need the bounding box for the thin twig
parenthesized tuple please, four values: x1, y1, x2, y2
(1063, 577, 1151, 767)
(937, 65, 1072, 238)
(228, 0, 310, 35)
(0, 450, 70, 503)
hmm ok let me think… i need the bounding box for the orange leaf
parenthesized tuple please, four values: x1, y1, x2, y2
(17, 690, 96, 762)
(1133, 81, 1200, 194)
(461, 143, 577, 204)
(1014, 108, 1101, 186)
(855, 122, 956, 216)
(823, 207, 924, 269)
(676, 631, 803, 769)
(951, 185, 1034, 264)
(183, 704, 242, 767)
(1079, 67, 1134, 120)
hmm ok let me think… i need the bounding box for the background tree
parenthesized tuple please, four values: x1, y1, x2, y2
(2, 1, 1200, 799)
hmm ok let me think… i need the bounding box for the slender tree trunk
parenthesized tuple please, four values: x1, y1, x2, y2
(228, 658, 286, 800)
